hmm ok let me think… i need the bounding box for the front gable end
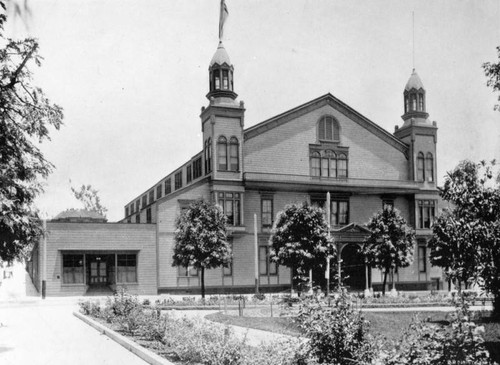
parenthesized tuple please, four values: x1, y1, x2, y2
(243, 94, 410, 180)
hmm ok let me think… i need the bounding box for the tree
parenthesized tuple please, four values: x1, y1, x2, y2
(362, 207, 415, 295)
(428, 209, 478, 290)
(172, 199, 231, 298)
(71, 184, 108, 219)
(483, 46, 500, 111)
(0, 2, 64, 262)
(269, 202, 335, 290)
(428, 160, 500, 315)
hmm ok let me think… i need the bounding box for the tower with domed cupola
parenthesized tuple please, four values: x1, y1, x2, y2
(200, 41, 245, 183)
(394, 69, 437, 183)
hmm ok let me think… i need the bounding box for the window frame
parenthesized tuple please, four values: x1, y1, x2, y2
(186, 165, 192, 183)
(117, 253, 138, 283)
(417, 200, 436, 229)
(418, 245, 427, 273)
(318, 115, 340, 142)
(165, 178, 172, 195)
(156, 185, 162, 199)
(217, 135, 228, 171)
(62, 254, 84, 284)
(174, 171, 182, 190)
(218, 191, 241, 226)
(261, 197, 273, 228)
(177, 265, 199, 277)
(258, 246, 277, 276)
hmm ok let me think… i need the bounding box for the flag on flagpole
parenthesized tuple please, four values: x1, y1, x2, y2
(219, 0, 229, 40)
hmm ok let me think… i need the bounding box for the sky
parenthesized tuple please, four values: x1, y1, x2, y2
(5, 0, 500, 222)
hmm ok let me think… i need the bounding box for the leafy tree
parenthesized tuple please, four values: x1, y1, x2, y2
(269, 202, 335, 290)
(428, 210, 478, 290)
(483, 46, 500, 111)
(429, 160, 500, 315)
(0, 2, 63, 262)
(71, 184, 108, 219)
(172, 199, 231, 298)
(362, 207, 415, 295)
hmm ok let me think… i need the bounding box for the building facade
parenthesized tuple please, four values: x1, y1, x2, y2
(120, 43, 442, 294)
(30, 40, 443, 296)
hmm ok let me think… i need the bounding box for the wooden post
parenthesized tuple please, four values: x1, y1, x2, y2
(254, 214, 259, 294)
(42, 219, 47, 299)
(326, 192, 331, 298)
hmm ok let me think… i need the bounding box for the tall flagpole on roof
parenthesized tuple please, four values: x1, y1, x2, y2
(219, 0, 229, 41)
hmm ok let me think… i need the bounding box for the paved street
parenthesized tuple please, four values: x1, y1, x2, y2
(0, 264, 149, 365)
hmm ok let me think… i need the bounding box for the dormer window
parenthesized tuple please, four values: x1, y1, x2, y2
(318, 116, 340, 142)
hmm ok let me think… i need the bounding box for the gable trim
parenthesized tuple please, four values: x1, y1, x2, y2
(244, 93, 408, 155)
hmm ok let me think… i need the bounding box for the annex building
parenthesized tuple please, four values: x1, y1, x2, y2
(29, 40, 442, 297)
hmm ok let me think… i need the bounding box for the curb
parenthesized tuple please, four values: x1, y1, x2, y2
(73, 311, 174, 365)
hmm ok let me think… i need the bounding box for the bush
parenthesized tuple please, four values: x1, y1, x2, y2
(107, 288, 141, 317)
(79, 300, 101, 317)
(383, 298, 497, 365)
(295, 290, 378, 365)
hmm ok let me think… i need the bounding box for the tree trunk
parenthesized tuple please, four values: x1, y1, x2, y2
(201, 267, 205, 299)
(382, 270, 388, 296)
(493, 291, 500, 319)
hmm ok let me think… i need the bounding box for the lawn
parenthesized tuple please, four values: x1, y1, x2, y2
(206, 308, 500, 362)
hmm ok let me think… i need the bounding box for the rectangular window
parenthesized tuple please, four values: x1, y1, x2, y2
(125, 206, 129, 217)
(417, 200, 436, 229)
(130, 203, 134, 214)
(259, 246, 277, 276)
(229, 143, 239, 171)
(193, 157, 202, 179)
(222, 70, 229, 89)
(136, 199, 140, 212)
(321, 158, 329, 177)
(117, 254, 137, 283)
(187, 165, 192, 183)
(218, 192, 241, 226)
(177, 266, 198, 277)
(62, 254, 84, 284)
(175, 171, 182, 190)
(142, 195, 147, 208)
(127, 217, 131, 223)
(261, 197, 273, 228)
(135, 214, 140, 223)
(418, 245, 427, 272)
(148, 190, 154, 204)
(165, 178, 172, 195)
(218, 143, 227, 170)
(337, 158, 347, 178)
(146, 208, 152, 223)
(157, 185, 162, 199)
(331, 200, 349, 227)
(311, 156, 320, 177)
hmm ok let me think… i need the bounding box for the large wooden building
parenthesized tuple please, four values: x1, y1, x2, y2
(29, 37, 442, 297)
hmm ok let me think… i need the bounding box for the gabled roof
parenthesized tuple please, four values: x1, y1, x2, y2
(243, 93, 408, 154)
(333, 222, 372, 234)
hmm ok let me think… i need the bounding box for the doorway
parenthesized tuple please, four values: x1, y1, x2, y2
(341, 243, 366, 290)
(86, 254, 114, 286)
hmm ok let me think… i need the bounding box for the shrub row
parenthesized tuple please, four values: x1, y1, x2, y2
(79, 289, 497, 365)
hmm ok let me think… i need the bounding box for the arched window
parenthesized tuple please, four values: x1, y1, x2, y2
(425, 153, 434, 182)
(337, 153, 348, 178)
(229, 137, 239, 171)
(325, 150, 337, 178)
(417, 152, 425, 181)
(411, 94, 417, 111)
(217, 136, 227, 170)
(318, 116, 340, 142)
(418, 93, 424, 111)
(310, 151, 321, 177)
(405, 95, 409, 113)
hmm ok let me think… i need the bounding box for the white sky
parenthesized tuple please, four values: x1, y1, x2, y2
(6, 0, 500, 222)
